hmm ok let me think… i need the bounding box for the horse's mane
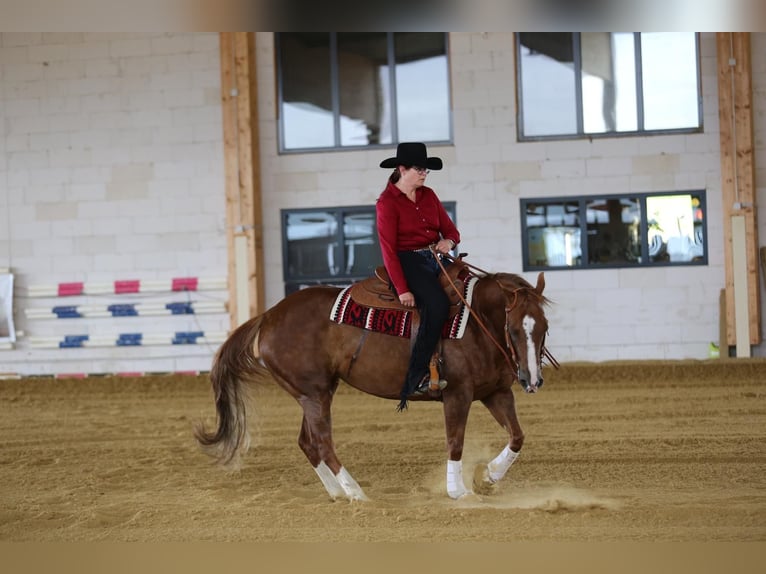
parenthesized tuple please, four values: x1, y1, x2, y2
(483, 272, 551, 306)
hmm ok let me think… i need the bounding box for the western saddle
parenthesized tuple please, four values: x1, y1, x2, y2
(348, 255, 471, 315)
(346, 254, 472, 393)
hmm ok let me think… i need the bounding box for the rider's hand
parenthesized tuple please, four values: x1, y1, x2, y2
(435, 238, 455, 254)
(399, 291, 415, 307)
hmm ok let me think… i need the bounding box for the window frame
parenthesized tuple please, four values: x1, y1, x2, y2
(275, 32, 453, 154)
(520, 191, 708, 271)
(515, 32, 703, 141)
(282, 202, 457, 295)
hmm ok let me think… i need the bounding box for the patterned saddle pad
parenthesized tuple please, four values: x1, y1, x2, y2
(329, 276, 477, 339)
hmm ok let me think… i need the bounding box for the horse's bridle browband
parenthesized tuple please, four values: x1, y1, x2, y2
(432, 247, 559, 373)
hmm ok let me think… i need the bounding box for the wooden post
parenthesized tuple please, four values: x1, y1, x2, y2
(719, 289, 727, 358)
(716, 32, 761, 348)
(219, 32, 265, 328)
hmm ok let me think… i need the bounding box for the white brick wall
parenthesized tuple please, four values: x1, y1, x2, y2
(0, 32, 228, 375)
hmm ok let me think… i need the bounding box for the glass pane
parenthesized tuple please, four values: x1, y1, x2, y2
(395, 33, 450, 142)
(279, 33, 334, 149)
(641, 33, 700, 130)
(518, 33, 577, 137)
(343, 211, 381, 276)
(285, 211, 340, 278)
(525, 201, 582, 267)
(338, 33, 391, 147)
(646, 194, 705, 263)
(443, 203, 456, 223)
(582, 33, 638, 134)
(586, 198, 641, 265)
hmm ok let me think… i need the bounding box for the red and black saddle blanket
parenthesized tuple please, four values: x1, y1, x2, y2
(329, 276, 478, 339)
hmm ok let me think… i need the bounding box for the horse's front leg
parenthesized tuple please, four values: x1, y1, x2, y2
(479, 385, 524, 487)
(442, 389, 474, 499)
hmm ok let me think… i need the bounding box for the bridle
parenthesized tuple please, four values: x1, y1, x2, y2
(499, 286, 527, 368)
(431, 249, 560, 381)
(496, 282, 560, 371)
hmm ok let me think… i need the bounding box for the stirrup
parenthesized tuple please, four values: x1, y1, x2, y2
(428, 378, 448, 392)
(413, 375, 447, 396)
(427, 354, 446, 392)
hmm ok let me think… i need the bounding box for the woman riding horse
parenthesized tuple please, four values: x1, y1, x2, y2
(195, 260, 555, 500)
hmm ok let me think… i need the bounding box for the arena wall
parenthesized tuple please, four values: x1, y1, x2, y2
(0, 33, 229, 375)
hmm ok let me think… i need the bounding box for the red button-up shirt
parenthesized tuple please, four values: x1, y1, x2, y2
(376, 181, 460, 295)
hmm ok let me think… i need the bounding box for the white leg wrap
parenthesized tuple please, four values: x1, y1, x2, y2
(335, 467, 369, 501)
(487, 444, 520, 484)
(314, 461, 346, 500)
(446, 459, 470, 499)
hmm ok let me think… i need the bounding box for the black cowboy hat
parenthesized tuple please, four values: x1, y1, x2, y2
(379, 142, 443, 170)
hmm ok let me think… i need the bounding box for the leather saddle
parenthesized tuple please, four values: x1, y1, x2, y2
(348, 254, 471, 316)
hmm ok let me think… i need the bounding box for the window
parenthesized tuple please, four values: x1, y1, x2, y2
(517, 33, 701, 139)
(521, 192, 707, 270)
(282, 202, 457, 294)
(276, 33, 451, 152)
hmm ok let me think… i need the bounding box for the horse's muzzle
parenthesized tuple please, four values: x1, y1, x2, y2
(518, 369, 543, 393)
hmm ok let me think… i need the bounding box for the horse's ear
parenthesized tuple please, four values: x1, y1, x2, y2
(535, 272, 545, 295)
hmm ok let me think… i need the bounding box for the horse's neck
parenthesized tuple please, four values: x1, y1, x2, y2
(473, 278, 509, 321)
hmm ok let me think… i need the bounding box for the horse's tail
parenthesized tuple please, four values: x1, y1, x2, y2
(194, 314, 268, 469)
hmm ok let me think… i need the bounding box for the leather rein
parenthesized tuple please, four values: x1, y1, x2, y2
(431, 247, 559, 375)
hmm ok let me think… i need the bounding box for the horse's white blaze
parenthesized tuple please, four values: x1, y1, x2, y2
(486, 444, 520, 483)
(522, 315, 539, 386)
(336, 467, 369, 501)
(314, 461, 345, 500)
(447, 459, 470, 499)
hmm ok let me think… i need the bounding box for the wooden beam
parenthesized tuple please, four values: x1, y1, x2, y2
(219, 32, 265, 328)
(716, 32, 761, 348)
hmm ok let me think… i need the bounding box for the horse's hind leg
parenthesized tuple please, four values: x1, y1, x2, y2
(298, 417, 345, 500)
(297, 395, 369, 502)
(480, 387, 525, 487)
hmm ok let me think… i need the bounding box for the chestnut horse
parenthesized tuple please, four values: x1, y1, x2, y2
(195, 265, 554, 500)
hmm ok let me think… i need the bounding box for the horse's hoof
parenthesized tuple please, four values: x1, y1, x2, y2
(472, 466, 496, 495)
(453, 491, 479, 502)
(447, 487, 474, 499)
